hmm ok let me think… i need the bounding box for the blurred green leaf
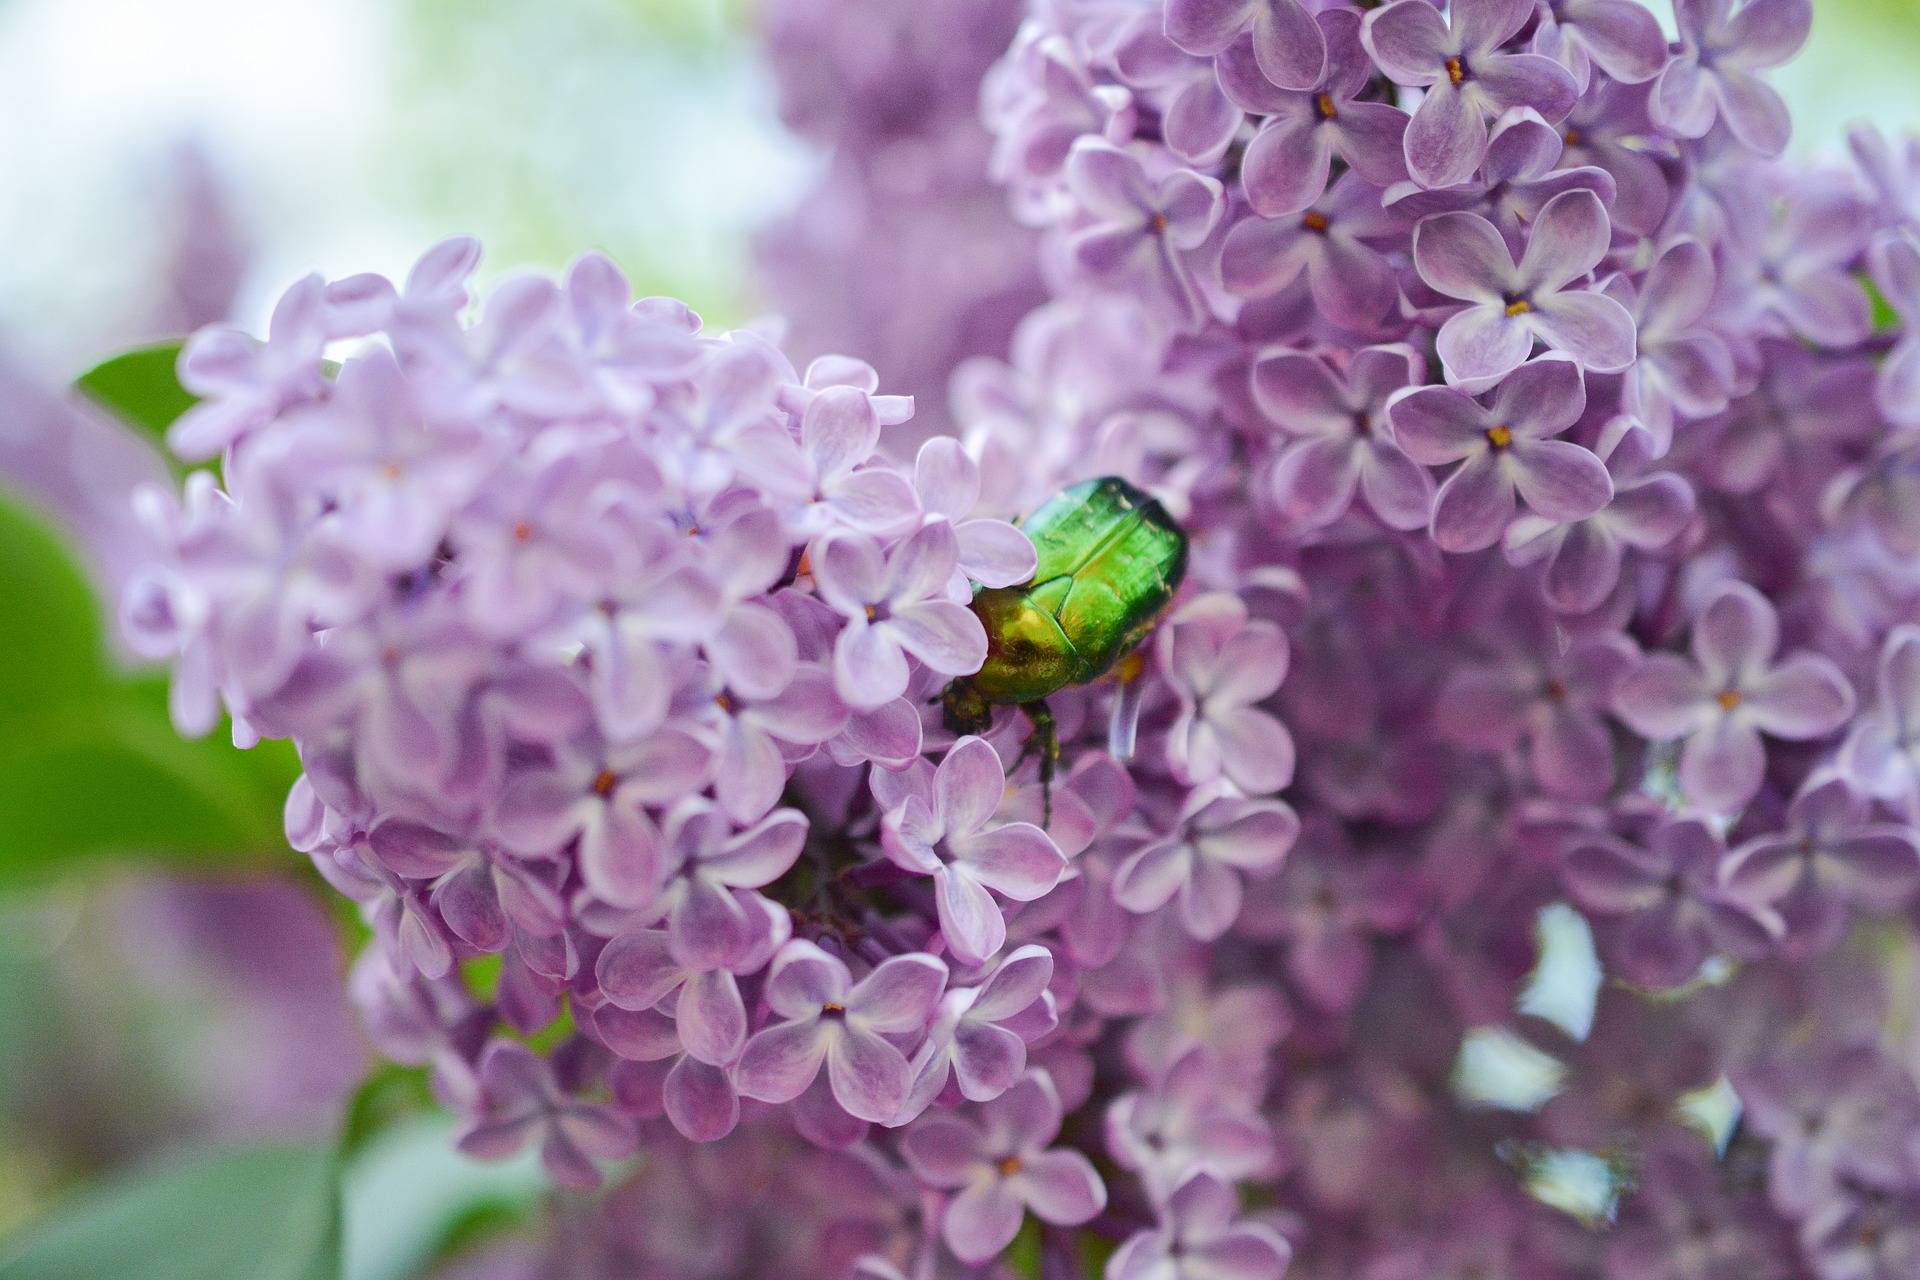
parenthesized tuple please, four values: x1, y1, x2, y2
(0, 498, 296, 885)
(0, 495, 109, 714)
(0, 1141, 340, 1280)
(416, 1196, 539, 1274)
(341, 1065, 435, 1160)
(72, 342, 196, 447)
(0, 692, 292, 881)
(1006, 1220, 1043, 1278)
(1866, 272, 1902, 334)
(1079, 1232, 1119, 1277)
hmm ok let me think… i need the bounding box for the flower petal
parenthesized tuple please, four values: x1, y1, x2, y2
(1017, 1149, 1107, 1226)
(1430, 452, 1517, 552)
(827, 1025, 912, 1124)
(1679, 716, 1768, 813)
(1614, 653, 1712, 739)
(735, 1019, 831, 1104)
(937, 866, 1009, 966)
(1746, 655, 1856, 739)
(1511, 439, 1614, 523)
(850, 952, 950, 1033)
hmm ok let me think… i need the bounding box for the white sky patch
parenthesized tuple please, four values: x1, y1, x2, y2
(1520, 903, 1603, 1041)
(1455, 1025, 1567, 1111)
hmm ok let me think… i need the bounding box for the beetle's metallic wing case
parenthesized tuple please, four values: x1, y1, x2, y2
(967, 477, 1188, 706)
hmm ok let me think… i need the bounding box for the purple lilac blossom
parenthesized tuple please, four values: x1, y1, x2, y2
(1412, 188, 1638, 385)
(1613, 582, 1856, 813)
(1362, 0, 1579, 190)
(902, 1071, 1105, 1263)
(1653, 0, 1811, 156)
(1389, 353, 1612, 553)
(1563, 816, 1781, 987)
(1250, 342, 1434, 531)
(120, 0, 1920, 1268)
(955, 0, 1920, 1269)
(1214, 10, 1409, 218)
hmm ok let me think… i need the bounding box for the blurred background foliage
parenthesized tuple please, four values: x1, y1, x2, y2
(0, 0, 1917, 1276)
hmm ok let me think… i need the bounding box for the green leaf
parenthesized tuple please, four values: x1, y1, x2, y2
(340, 1064, 435, 1159)
(0, 499, 111, 717)
(72, 342, 197, 446)
(0, 498, 296, 886)
(1866, 272, 1903, 335)
(0, 690, 293, 885)
(1006, 1219, 1044, 1279)
(0, 1142, 341, 1280)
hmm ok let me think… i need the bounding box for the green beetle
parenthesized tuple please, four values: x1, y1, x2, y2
(941, 476, 1189, 822)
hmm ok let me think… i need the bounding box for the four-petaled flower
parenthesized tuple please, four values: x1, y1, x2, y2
(1613, 582, 1857, 813)
(814, 523, 990, 710)
(1726, 775, 1920, 956)
(1221, 172, 1405, 330)
(1503, 422, 1696, 615)
(734, 942, 949, 1123)
(1157, 593, 1296, 794)
(1251, 342, 1434, 531)
(1390, 353, 1613, 553)
(456, 1040, 636, 1190)
(1215, 9, 1409, 216)
(1115, 786, 1301, 940)
(1653, 0, 1811, 155)
(1564, 816, 1782, 987)
(902, 1071, 1107, 1264)
(912, 437, 1039, 592)
(904, 943, 1056, 1116)
(1413, 188, 1637, 386)
(1108, 1172, 1293, 1280)
(1063, 139, 1225, 330)
(880, 736, 1069, 965)
(1164, 0, 1328, 91)
(1363, 0, 1579, 189)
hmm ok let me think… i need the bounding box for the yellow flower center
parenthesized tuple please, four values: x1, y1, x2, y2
(1717, 689, 1744, 712)
(1315, 92, 1339, 120)
(1504, 298, 1532, 317)
(1445, 57, 1467, 86)
(1486, 425, 1514, 449)
(1302, 210, 1331, 232)
(592, 769, 619, 796)
(997, 1156, 1025, 1177)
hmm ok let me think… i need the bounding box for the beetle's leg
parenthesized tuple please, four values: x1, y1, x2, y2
(1018, 701, 1060, 829)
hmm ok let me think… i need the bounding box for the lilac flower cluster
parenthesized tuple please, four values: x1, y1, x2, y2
(125, 2, 1920, 1277)
(945, 0, 1918, 1271)
(125, 241, 1230, 1268)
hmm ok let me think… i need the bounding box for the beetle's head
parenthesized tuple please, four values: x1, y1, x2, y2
(939, 679, 991, 736)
